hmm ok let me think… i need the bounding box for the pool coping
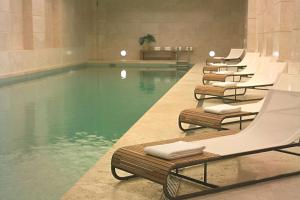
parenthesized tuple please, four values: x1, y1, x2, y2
(61, 62, 204, 200)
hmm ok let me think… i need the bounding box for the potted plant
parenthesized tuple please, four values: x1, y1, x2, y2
(138, 34, 156, 50)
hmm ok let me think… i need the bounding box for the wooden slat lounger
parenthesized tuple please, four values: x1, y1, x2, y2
(194, 84, 268, 103)
(203, 52, 258, 74)
(195, 62, 287, 102)
(179, 108, 258, 131)
(111, 130, 235, 199)
(205, 49, 245, 65)
(111, 89, 300, 200)
(202, 56, 271, 84)
(112, 132, 300, 200)
(202, 73, 252, 84)
(203, 63, 246, 74)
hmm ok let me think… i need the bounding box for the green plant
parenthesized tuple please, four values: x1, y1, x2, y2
(138, 34, 156, 45)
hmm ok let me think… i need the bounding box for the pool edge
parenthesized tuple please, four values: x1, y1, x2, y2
(61, 62, 204, 200)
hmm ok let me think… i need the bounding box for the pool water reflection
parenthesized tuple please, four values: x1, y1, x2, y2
(0, 65, 188, 200)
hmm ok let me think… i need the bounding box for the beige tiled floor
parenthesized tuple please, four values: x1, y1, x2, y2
(62, 63, 300, 200)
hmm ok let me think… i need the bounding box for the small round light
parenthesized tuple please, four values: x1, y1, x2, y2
(209, 50, 215, 57)
(272, 51, 279, 57)
(120, 50, 127, 57)
(121, 69, 127, 79)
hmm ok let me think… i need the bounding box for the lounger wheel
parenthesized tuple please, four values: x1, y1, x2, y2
(111, 166, 137, 180)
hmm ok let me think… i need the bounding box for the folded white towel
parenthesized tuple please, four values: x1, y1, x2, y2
(164, 46, 172, 51)
(204, 104, 241, 114)
(212, 81, 237, 87)
(154, 47, 161, 51)
(213, 56, 225, 60)
(144, 141, 205, 160)
(215, 71, 235, 75)
(209, 63, 228, 67)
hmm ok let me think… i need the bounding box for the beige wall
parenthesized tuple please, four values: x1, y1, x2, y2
(0, 0, 92, 77)
(0, 0, 247, 77)
(246, 0, 300, 73)
(88, 0, 247, 63)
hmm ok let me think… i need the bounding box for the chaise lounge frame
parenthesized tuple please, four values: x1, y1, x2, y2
(111, 131, 300, 200)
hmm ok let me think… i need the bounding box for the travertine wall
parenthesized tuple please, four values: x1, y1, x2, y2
(89, 0, 247, 62)
(0, 0, 247, 77)
(246, 0, 300, 73)
(0, 0, 92, 77)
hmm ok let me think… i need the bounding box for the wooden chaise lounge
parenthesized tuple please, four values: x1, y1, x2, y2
(111, 89, 300, 200)
(205, 48, 245, 65)
(178, 105, 259, 131)
(194, 62, 286, 102)
(181, 73, 298, 131)
(202, 56, 271, 84)
(203, 52, 257, 74)
(111, 130, 236, 199)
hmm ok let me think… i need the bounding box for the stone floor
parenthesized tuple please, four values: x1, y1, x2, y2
(61, 63, 300, 200)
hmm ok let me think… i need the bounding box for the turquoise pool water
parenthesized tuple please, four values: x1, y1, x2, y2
(0, 65, 189, 200)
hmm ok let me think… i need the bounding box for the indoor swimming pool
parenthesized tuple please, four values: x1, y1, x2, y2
(0, 64, 189, 200)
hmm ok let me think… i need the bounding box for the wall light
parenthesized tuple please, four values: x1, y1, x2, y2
(272, 51, 279, 58)
(121, 69, 127, 79)
(209, 50, 215, 57)
(120, 50, 127, 57)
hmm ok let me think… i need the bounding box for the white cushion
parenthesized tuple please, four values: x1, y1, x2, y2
(144, 141, 205, 160)
(212, 81, 237, 87)
(204, 104, 241, 114)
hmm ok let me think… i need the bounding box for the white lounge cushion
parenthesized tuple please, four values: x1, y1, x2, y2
(215, 71, 235, 75)
(144, 141, 205, 160)
(204, 104, 241, 114)
(212, 82, 237, 87)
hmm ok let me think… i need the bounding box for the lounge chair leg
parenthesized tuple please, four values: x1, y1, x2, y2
(178, 119, 205, 132)
(202, 79, 210, 85)
(235, 89, 237, 101)
(194, 92, 204, 101)
(242, 88, 247, 95)
(222, 88, 249, 103)
(238, 76, 242, 82)
(111, 166, 137, 180)
(204, 163, 208, 183)
(178, 119, 185, 131)
(240, 116, 242, 130)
